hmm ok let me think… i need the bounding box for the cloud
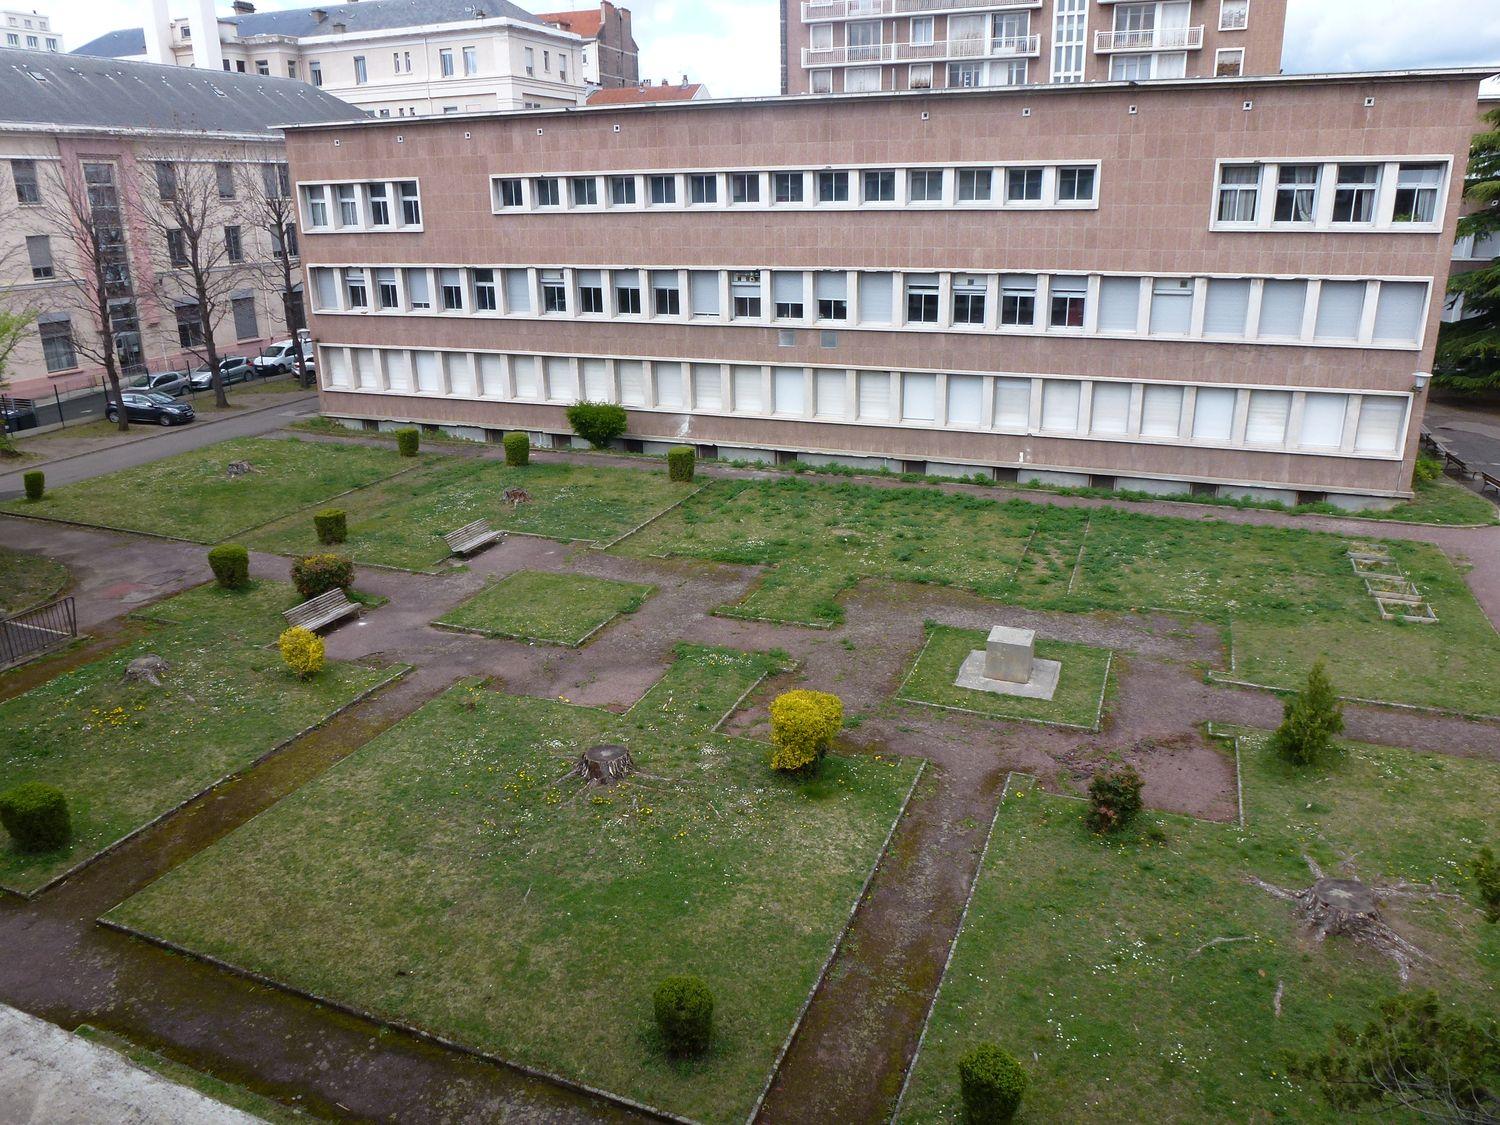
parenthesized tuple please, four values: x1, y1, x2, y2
(1281, 0, 1500, 73)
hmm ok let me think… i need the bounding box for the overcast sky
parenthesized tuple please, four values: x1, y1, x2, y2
(40, 0, 1500, 99)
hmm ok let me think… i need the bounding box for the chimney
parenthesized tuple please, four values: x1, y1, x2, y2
(332, 21, 346, 33)
(144, 0, 173, 64)
(230, 0, 254, 12)
(680, 73, 688, 86)
(189, 0, 224, 69)
(311, 8, 327, 22)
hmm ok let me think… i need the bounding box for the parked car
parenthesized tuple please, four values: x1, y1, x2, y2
(187, 356, 254, 391)
(126, 370, 190, 397)
(252, 340, 315, 376)
(1, 398, 37, 433)
(105, 392, 196, 426)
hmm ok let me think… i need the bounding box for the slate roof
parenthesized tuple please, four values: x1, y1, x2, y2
(74, 0, 550, 59)
(0, 49, 368, 133)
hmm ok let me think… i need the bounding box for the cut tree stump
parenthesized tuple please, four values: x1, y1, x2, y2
(122, 654, 170, 687)
(225, 460, 261, 479)
(571, 743, 634, 787)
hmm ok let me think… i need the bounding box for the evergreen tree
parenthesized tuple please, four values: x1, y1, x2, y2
(1270, 659, 1345, 766)
(1437, 106, 1500, 393)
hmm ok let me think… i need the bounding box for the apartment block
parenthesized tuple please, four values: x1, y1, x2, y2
(538, 1, 640, 89)
(0, 50, 365, 396)
(73, 0, 586, 116)
(288, 70, 1481, 508)
(781, 0, 1287, 96)
(2, 7, 62, 52)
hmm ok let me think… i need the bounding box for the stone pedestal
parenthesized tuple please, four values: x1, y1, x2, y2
(983, 626, 1034, 684)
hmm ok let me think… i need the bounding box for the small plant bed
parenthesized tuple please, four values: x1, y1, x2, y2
(896, 733, 1500, 1123)
(434, 570, 655, 646)
(247, 459, 694, 571)
(110, 645, 920, 1124)
(0, 581, 397, 894)
(0, 546, 68, 614)
(897, 625, 1113, 730)
(0, 437, 409, 543)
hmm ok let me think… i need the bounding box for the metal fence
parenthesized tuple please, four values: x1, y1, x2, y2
(0, 596, 77, 670)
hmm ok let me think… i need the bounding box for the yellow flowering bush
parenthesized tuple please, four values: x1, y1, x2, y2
(278, 626, 325, 679)
(769, 689, 844, 775)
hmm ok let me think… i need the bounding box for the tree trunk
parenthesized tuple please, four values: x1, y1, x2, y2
(198, 282, 227, 409)
(283, 285, 310, 389)
(97, 286, 129, 432)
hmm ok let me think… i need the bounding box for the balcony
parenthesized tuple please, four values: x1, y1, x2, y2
(802, 0, 1040, 21)
(1094, 25, 1204, 53)
(804, 33, 1040, 67)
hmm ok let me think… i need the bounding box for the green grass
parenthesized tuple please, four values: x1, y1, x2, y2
(1360, 476, 1497, 525)
(897, 625, 1113, 730)
(897, 733, 1500, 1124)
(436, 570, 654, 646)
(74, 1026, 305, 1123)
(246, 458, 696, 571)
(0, 437, 408, 543)
(0, 546, 68, 614)
(0, 581, 396, 894)
(618, 477, 1500, 715)
(110, 645, 920, 1124)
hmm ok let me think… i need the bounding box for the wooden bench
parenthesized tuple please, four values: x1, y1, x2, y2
(283, 589, 359, 633)
(1481, 472, 1500, 496)
(443, 519, 504, 557)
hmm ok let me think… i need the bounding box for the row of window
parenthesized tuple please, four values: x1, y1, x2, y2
(488, 163, 1098, 214)
(9, 158, 290, 208)
(308, 264, 1432, 350)
(36, 290, 274, 373)
(300, 180, 422, 231)
(1213, 159, 1450, 232)
(318, 344, 1411, 459)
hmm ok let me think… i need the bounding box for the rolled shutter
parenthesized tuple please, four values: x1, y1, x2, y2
(693, 364, 722, 410)
(946, 374, 983, 426)
(582, 358, 611, 401)
(858, 371, 890, 419)
(815, 370, 846, 418)
(993, 378, 1030, 429)
(1191, 387, 1236, 441)
(1314, 281, 1367, 341)
(773, 368, 805, 415)
(1204, 279, 1251, 337)
(1244, 390, 1291, 446)
(1354, 396, 1406, 454)
(1090, 382, 1131, 434)
(1097, 277, 1141, 333)
(384, 350, 412, 392)
(901, 373, 937, 421)
(1299, 393, 1347, 449)
(1040, 380, 1080, 432)
(618, 360, 645, 406)
(512, 356, 538, 398)
(1372, 282, 1427, 344)
(1140, 384, 1183, 437)
(413, 351, 441, 393)
(1258, 280, 1306, 337)
(654, 362, 684, 407)
(477, 354, 504, 397)
(732, 366, 763, 412)
(689, 271, 719, 315)
(859, 273, 893, 323)
(504, 269, 531, 313)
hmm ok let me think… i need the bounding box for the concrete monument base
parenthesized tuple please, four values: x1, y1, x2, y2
(955, 650, 1062, 700)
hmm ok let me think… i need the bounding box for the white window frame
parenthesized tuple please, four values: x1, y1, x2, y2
(1209, 157, 1451, 234)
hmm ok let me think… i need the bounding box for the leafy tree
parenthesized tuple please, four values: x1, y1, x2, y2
(1270, 659, 1344, 766)
(1437, 106, 1500, 394)
(1291, 991, 1498, 1123)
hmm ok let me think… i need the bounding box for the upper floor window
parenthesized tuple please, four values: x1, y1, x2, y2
(818, 170, 848, 203)
(905, 274, 939, 323)
(336, 184, 358, 226)
(864, 169, 895, 202)
(1050, 276, 1087, 328)
(525, 47, 535, 76)
(649, 174, 676, 205)
(1332, 164, 1379, 224)
(1057, 166, 1095, 202)
(774, 172, 805, 203)
(309, 61, 322, 86)
(368, 183, 391, 225)
(689, 173, 718, 205)
(1217, 164, 1259, 223)
(1006, 167, 1043, 203)
(610, 176, 636, 205)
(305, 185, 329, 227)
(957, 169, 992, 202)
(730, 173, 759, 204)
(439, 49, 454, 77)
(1393, 163, 1443, 224)
(908, 169, 944, 203)
(572, 176, 598, 207)
(463, 46, 477, 76)
(535, 177, 560, 207)
(11, 159, 39, 204)
(541, 271, 567, 313)
(400, 182, 421, 225)
(354, 55, 368, 85)
(1274, 165, 1318, 223)
(496, 178, 523, 208)
(1220, 0, 1249, 31)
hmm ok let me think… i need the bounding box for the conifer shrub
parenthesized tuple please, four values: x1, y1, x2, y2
(1086, 764, 1144, 834)
(958, 1042, 1027, 1124)
(291, 553, 354, 600)
(503, 431, 530, 467)
(1270, 660, 1345, 766)
(653, 975, 714, 1057)
(0, 782, 71, 853)
(22, 470, 43, 501)
(207, 544, 250, 590)
(668, 445, 696, 483)
(313, 508, 347, 545)
(395, 427, 419, 457)
(769, 689, 844, 775)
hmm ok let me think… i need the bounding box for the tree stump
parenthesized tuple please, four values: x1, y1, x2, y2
(572, 743, 634, 787)
(225, 460, 261, 479)
(122, 654, 170, 687)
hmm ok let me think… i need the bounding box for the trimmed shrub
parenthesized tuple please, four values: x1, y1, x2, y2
(1270, 659, 1345, 767)
(395, 427, 419, 457)
(566, 401, 628, 449)
(503, 431, 530, 467)
(291, 552, 354, 600)
(278, 626, 325, 679)
(0, 782, 71, 853)
(1473, 846, 1500, 924)
(958, 1042, 1027, 1124)
(668, 445, 696, 483)
(653, 975, 714, 1057)
(314, 508, 348, 545)
(769, 689, 844, 775)
(207, 544, 250, 590)
(22, 470, 44, 501)
(1086, 764, 1144, 834)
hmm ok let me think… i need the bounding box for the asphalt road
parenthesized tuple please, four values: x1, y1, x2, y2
(1425, 399, 1500, 481)
(0, 391, 319, 501)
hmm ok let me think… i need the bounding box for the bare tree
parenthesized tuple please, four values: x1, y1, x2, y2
(130, 152, 249, 409)
(238, 157, 312, 388)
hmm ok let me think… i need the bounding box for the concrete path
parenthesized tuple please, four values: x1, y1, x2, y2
(1426, 398, 1500, 480)
(0, 1003, 262, 1125)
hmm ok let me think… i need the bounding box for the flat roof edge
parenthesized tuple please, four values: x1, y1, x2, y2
(278, 66, 1500, 132)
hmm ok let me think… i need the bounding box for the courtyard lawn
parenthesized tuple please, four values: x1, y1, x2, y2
(897, 625, 1113, 730)
(0, 546, 68, 614)
(0, 437, 408, 543)
(110, 645, 921, 1123)
(1361, 476, 1497, 526)
(435, 570, 654, 646)
(896, 732, 1500, 1124)
(246, 458, 696, 571)
(0, 582, 399, 894)
(618, 477, 1500, 715)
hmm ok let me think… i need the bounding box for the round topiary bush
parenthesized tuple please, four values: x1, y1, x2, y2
(653, 975, 714, 1057)
(207, 544, 250, 590)
(566, 401, 628, 449)
(395, 427, 420, 457)
(0, 781, 71, 853)
(769, 689, 844, 775)
(667, 445, 696, 483)
(291, 552, 354, 600)
(958, 1042, 1027, 1124)
(314, 508, 347, 545)
(278, 625, 325, 679)
(22, 470, 44, 501)
(503, 431, 530, 467)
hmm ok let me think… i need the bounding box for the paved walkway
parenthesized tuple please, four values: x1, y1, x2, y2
(1426, 398, 1500, 480)
(0, 1003, 262, 1125)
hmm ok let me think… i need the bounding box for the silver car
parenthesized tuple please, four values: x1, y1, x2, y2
(126, 370, 190, 397)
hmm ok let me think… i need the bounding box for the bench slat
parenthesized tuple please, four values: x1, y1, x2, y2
(443, 518, 503, 556)
(283, 589, 358, 633)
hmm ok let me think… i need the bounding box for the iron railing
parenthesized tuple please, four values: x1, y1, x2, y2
(0, 596, 77, 670)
